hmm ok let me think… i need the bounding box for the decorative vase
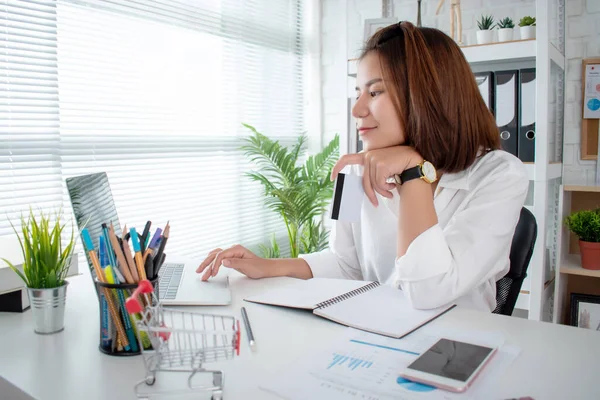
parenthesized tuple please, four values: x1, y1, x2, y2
(579, 241, 600, 270)
(27, 282, 68, 334)
(520, 26, 536, 40)
(498, 28, 514, 42)
(476, 30, 494, 45)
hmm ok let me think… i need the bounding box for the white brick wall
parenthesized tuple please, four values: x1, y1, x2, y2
(321, 0, 600, 184)
(563, 0, 600, 185)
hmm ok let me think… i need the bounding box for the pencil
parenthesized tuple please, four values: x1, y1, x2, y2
(81, 229, 131, 351)
(122, 225, 140, 282)
(108, 224, 135, 284)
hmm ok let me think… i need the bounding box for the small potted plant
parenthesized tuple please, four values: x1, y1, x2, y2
(519, 16, 536, 40)
(565, 209, 600, 270)
(476, 15, 495, 45)
(497, 17, 515, 42)
(2, 209, 75, 334)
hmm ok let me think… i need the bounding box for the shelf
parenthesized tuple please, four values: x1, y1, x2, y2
(523, 162, 562, 181)
(560, 254, 600, 278)
(347, 39, 537, 76)
(564, 185, 600, 192)
(460, 39, 536, 65)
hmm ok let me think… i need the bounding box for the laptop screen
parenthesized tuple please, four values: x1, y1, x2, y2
(65, 172, 122, 255)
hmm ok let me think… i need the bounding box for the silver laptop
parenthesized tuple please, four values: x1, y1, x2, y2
(65, 172, 231, 306)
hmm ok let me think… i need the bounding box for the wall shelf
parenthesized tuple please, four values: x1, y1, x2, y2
(523, 162, 563, 181)
(560, 254, 600, 278)
(460, 39, 536, 65)
(564, 185, 600, 192)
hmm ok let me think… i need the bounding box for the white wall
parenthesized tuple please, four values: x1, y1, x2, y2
(563, 0, 600, 185)
(320, 0, 600, 184)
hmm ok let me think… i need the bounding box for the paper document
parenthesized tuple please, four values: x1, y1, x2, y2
(260, 327, 517, 400)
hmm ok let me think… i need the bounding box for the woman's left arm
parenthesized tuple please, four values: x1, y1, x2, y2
(391, 168, 529, 310)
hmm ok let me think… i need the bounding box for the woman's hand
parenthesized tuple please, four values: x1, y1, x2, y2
(196, 245, 272, 281)
(330, 146, 422, 206)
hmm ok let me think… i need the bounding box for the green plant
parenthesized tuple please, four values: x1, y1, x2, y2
(565, 209, 600, 243)
(2, 209, 75, 288)
(519, 16, 536, 27)
(477, 15, 495, 30)
(497, 17, 515, 29)
(241, 123, 339, 258)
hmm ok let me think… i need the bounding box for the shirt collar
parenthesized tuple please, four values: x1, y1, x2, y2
(437, 166, 470, 190)
(436, 149, 488, 191)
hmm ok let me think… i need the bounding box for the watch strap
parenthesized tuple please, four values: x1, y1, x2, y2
(398, 165, 423, 184)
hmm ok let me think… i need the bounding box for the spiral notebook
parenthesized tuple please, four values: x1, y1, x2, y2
(244, 278, 455, 338)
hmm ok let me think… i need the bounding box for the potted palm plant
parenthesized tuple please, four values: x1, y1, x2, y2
(565, 209, 600, 270)
(497, 17, 515, 42)
(241, 124, 339, 258)
(476, 15, 495, 45)
(519, 16, 536, 40)
(2, 209, 75, 333)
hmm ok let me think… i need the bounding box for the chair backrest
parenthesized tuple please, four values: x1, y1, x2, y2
(493, 207, 538, 316)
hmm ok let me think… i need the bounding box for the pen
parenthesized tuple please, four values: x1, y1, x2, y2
(100, 237, 139, 353)
(81, 229, 131, 351)
(153, 222, 169, 275)
(241, 306, 255, 350)
(140, 221, 151, 253)
(130, 227, 147, 281)
(142, 228, 162, 278)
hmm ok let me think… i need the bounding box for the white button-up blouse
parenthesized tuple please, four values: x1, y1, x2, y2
(300, 150, 529, 312)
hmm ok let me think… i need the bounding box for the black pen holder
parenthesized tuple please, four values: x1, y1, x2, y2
(95, 277, 159, 356)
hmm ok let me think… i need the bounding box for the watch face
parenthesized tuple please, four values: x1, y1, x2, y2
(422, 161, 437, 182)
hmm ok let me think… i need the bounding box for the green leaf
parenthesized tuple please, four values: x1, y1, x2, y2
(5, 208, 75, 288)
(518, 16, 536, 27)
(565, 209, 600, 243)
(477, 14, 495, 30)
(240, 127, 340, 258)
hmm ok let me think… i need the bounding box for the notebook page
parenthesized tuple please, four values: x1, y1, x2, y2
(244, 278, 373, 310)
(314, 285, 453, 338)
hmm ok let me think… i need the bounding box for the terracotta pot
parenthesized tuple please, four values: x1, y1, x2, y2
(579, 240, 600, 270)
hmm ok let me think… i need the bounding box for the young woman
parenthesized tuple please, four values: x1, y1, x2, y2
(197, 22, 528, 312)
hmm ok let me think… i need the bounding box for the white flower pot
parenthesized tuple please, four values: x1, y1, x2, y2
(476, 30, 494, 45)
(497, 28, 514, 42)
(520, 25, 536, 40)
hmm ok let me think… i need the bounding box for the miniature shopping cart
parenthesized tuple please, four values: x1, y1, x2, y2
(126, 280, 241, 400)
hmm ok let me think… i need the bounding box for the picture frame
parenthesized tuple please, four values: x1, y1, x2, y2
(570, 293, 600, 330)
(364, 18, 399, 42)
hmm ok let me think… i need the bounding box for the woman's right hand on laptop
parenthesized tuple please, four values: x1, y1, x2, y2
(197, 245, 270, 281)
(197, 245, 314, 281)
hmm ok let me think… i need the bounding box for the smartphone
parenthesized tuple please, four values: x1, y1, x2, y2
(400, 338, 497, 393)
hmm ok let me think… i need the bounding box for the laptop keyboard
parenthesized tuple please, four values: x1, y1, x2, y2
(158, 263, 185, 300)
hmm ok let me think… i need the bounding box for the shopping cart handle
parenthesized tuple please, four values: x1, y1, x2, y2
(125, 279, 154, 314)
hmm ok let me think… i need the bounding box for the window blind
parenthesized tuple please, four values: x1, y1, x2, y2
(0, 1, 62, 236)
(1, 0, 310, 263)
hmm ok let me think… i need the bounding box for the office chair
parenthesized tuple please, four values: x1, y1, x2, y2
(493, 207, 537, 316)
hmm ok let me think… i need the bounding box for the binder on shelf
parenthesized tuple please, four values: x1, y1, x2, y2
(518, 68, 536, 162)
(494, 70, 519, 157)
(475, 71, 494, 113)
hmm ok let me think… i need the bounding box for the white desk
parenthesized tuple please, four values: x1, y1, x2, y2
(1, 271, 599, 400)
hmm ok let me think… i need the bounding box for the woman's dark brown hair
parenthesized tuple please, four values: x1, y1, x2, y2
(361, 21, 500, 173)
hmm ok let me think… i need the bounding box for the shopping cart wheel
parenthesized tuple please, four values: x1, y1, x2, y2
(145, 375, 156, 386)
(211, 390, 223, 400)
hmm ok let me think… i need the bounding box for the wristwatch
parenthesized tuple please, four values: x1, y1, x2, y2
(394, 160, 438, 185)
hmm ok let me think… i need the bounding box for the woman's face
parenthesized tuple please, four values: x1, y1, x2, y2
(353, 52, 405, 152)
